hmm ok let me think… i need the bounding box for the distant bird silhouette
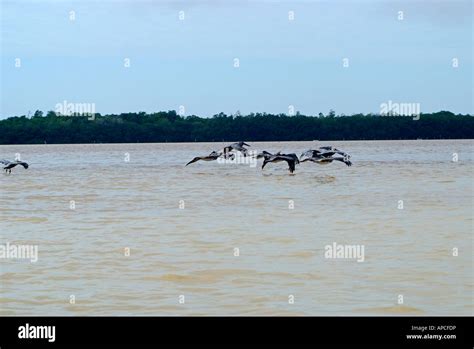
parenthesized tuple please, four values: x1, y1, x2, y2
(1, 159, 29, 173)
(258, 151, 300, 173)
(185, 151, 234, 166)
(301, 147, 351, 159)
(223, 141, 251, 157)
(256, 150, 281, 160)
(300, 146, 352, 166)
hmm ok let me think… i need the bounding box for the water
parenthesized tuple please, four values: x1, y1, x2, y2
(0, 140, 472, 315)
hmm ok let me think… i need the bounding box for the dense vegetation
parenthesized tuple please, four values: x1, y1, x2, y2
(0, 110, 472, 144)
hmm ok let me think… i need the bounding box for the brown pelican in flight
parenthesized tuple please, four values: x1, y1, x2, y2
(257, 151, 300, 173)
(300, 147, 352, 166)
(1, 159, 29, 173)
(223, 141, 251, 157)
(185, 151, 234, 166)
(302, 146, 351, 159)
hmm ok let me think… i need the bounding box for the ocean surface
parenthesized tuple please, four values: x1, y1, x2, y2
(0, 140, 472, 315)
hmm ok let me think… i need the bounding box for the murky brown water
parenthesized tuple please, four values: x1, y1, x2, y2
(0, 140, 472, 315)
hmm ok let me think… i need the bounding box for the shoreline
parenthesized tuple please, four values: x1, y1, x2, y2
(1, 138, 474, 146)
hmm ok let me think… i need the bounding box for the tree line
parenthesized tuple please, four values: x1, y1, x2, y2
(0, 110, 472, 144)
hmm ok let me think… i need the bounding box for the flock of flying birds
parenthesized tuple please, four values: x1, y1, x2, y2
(1, 142, 351, 175)
(185, 141, 352, 173)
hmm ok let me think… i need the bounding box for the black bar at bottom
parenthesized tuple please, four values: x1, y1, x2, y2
(0, 316, 472, 347)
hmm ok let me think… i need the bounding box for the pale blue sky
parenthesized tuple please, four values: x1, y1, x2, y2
(0, 0, 472, 118)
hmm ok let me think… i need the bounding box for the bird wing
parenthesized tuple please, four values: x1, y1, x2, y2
(0, 159, 11, 165)
(317, 158, 334, 164)
(286, 153, 300, 164)
(256, 151, 272, 159)
(185, 157, 202, 166)
(283, 158, 296, 173)
(221, 152, 235, 160)
(273, 155, 297, 172)
(240, 147, 249, 155)
(220, 149, 235, 159)
(16, 162, 29, 169)
(301, 149, 321, 158)
(320, 151, 337, 157)
(319, 147, 351, 158)
(332, 157, 352, 166)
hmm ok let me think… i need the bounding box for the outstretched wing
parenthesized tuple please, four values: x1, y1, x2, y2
(286, 153, 300, 164)
(185, 157, 202, 166)
(17, 161, 29, 169)
(0, 159, 11, 165)
(257, 151, 273, 160)
(275, 155, 298, 173)
(286, 158, 296, 173)
(333, 149, 351, 158)
(319, 146, 350, 158)
(332, 157, 352, 166)
(316, 158, 333, 165)
(320, 151, 337, 158)
(301, 149, 321, 158)
(240, 147, 249, 156)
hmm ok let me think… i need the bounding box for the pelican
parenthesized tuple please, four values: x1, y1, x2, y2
(300, 147, 352, 167)
(301, 147, 351, 159)
(1, 159, 29, 173)
(223, 141, 251, 157)
(185, 151, 234, 166)
(259, 151, 299, 173)
(323, 146, 351, 158)
(256, 150, 280, 159)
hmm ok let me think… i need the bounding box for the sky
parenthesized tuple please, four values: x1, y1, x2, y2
(0, 0, 472, 118)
